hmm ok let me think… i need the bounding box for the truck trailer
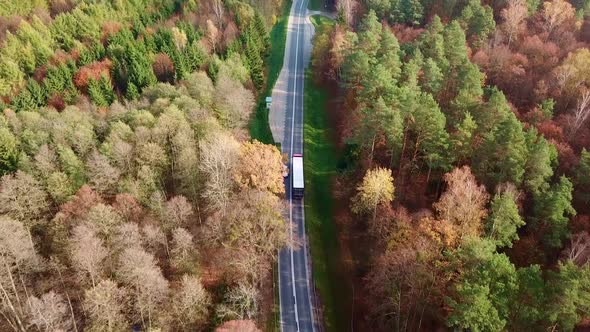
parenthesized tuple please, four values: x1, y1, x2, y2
(292, 154, 304, 199)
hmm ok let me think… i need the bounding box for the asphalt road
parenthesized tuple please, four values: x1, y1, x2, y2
(274, 0, 317, 331)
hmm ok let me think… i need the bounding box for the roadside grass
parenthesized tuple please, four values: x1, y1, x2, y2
(304, 15, 349, 332)
(249, 0, 291, 143)
(308, 0, 326, 11)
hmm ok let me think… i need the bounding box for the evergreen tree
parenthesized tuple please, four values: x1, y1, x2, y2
(0, 126, 18, 176)
(545, 261, 590, 331)
(377, 27, 402, 81)
(126, 82, 139, 100)
(443, 21, 468, 72)
(534, 176, 576, 248)
(524, 129, 557, 195)
(447, 237, 518, 332)
(574, 148, 590, 204)
(253, 12, 270, 55)
(400, 0, 424, 25)
(474, 113, 528, 188)
(88, 78, 108, 107)
(459, 0, 496, 46)
(486, 189, 525, 248)
(451, 112, 477, 163)
(422, 58, 444, 95)
(245, 33, 264, 90)
(99, 75, 116, 106)
(509, 265, 546, 330)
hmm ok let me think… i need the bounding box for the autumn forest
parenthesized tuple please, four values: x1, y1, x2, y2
(2, 0, 590, 331)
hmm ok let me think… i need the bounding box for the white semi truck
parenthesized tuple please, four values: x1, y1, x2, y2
(292, 154, 304, 199)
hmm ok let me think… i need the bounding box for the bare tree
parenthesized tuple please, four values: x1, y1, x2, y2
(212, 0, 225, 29)
(501, 0, 527, 45)
(0, 216, 40, 332)
(113, 223, 143, 253)
(214, 74, 255, 130)
(84, 203, 123, 240)
(569, 89, 590, 138)
(142, 224, 167, 255)
(69, 224, 108, 287)
(216, 283, 258, 321)
(199, 131, 239, 211)
(86, 150, 120, 195)
(434, 166, 490, 238)
(0, 171, 49, 229)
(206, 19, 220, 54)
(163, 196, 193, 230)
(541, 0, 574, 38)
(165, 274, 211, 331)
(83, 279, 128, 332)
(563, 232, 590, 265)
(171, 228, 195, 272)
(336, 0, 356, 27)
(27, 291, 73, 331)
(117, 247, 169, 329)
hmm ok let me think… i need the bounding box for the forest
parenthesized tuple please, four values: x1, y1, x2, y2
(0, 0, 286, 331)
(311, 0, 590, 330)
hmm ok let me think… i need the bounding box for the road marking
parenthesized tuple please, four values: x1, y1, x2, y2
(278, 0, 317, 331)
(289, 0, 306, 331)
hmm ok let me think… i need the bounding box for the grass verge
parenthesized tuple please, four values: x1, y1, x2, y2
(304, 15, 350, 332)
(308, 0, 326, 11)
(249, 0, 291, 143)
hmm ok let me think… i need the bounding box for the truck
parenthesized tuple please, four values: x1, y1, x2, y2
(292, 154, 304, 199)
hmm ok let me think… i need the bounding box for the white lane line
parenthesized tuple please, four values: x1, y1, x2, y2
(299, 7, 317, 331)
(289, 0, 306, 331)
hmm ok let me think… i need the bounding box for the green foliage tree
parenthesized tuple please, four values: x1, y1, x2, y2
(474, 113, 528, 188)
(509, 265, 546, 330)
(485, 187, 525, 248)
(459, 0, 496, 46)
(0, 126, 19, 176)
(534, 176, 576, 248)
(447, 237, 518, 332)
(545, 261, 590, 331)
(524, 129, 556, 195)
(400, 0, 424, 25)
(574, 148, 590, 204)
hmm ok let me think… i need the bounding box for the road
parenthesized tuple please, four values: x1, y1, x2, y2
(270, 0, 318, 330)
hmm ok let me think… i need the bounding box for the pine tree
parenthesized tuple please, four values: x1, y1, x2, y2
(534, 176, 576, 248)
(474, 113, 528, 188)
(524, 129, 556, 195)
(253, 12, 270, 55)
(400, 0, 424, 25)
(378, 27, 402, 81)
(99, 75, 116, 106)
(575, 148, 590, 204)
(486, 189, 525, 248)
(0, 126, 18, 176)
(126, 82, 139, 100)
(88, 78, 108, 107)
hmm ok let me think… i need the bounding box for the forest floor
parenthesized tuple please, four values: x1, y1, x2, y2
(249, 0, 291, 143)
(304, 14, 353, 332)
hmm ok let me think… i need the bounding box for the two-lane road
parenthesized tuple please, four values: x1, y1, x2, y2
(272, 0, 317, 331)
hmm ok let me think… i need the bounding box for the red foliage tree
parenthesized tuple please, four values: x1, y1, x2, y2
(152, 53, 175, 83)
(74, 59, 113, 91)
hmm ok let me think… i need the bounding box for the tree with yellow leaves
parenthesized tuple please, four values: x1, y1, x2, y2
(352, 167, 394, 221)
